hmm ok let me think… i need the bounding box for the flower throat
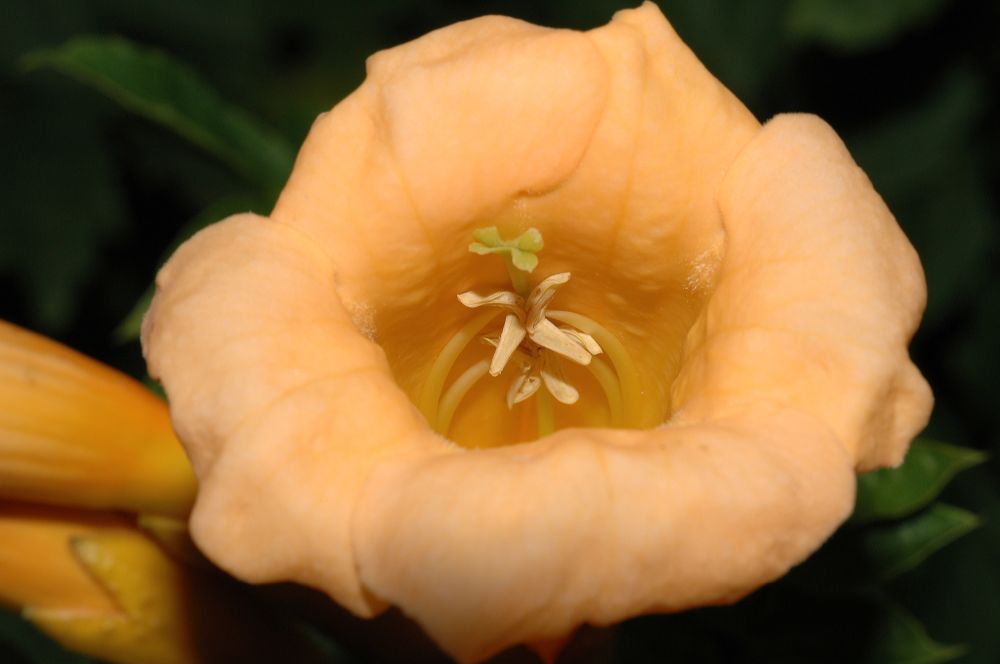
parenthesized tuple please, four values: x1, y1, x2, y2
(418, 227, 641, 443)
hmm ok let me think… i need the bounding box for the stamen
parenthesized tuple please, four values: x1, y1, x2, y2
(547, 310, 644, 426)
(526, 272, 571, 316)
(539, 353, 579, 405)
(586, 356, 623, 426)
(481, 336, 533, 365)
(536, 388, 556, 437)
(561, 328, 602, 356)
(507, 369, 541, 409)
(490, 314, 527, 376)
(457, 290, 524, 311)
(436, 359, 491, 436)
(432, 225, 638, 440)
(420, 309, 502, 427)
(527, 318, 594, 366)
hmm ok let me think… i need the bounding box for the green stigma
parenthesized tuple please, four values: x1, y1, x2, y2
(468, 226, 543, 296)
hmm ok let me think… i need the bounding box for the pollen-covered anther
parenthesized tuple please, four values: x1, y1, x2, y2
(458, 271, 601, 409)
(506, 362, 541, 408)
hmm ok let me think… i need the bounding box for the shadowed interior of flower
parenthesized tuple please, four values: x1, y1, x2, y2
(422, 226, 651, 446)
(372, 215, 720, 448)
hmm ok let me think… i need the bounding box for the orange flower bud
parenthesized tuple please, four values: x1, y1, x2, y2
(0, 321, 196, 517)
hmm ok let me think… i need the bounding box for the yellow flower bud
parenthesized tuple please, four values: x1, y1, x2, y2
(1, 504, 327, 664)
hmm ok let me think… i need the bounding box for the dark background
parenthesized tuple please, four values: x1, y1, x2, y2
(2, 0, 998, 662)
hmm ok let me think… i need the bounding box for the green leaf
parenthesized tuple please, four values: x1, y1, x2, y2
(853, 439, 986, 523)
(890, 483, 1000, 663)
(786, 0, 950, 52)
(0, 86, 124, 332)
(865, 599, 966, 664)
(23, 36, 294, 193)
(114, 290, 152, 344)
(115, 193, 268, 342)
(864, 504, 981, 582)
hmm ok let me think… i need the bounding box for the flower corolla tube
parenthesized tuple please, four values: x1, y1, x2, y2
(141, 4, 933, 662)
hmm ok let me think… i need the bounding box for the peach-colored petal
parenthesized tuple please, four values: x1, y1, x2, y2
(267, 3, 759, 437)
(670, 114, 933, 471)
(352, 407, 853, 662)
(143, 213, 429, 616)
(350, 113, 931, 663)
(269, 16, 608, 380)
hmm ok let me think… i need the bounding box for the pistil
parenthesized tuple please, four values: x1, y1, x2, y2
(426, 226, 641, 441)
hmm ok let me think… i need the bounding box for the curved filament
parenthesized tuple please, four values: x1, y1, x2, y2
(420, 310, 502, 427)
(586, 356, 623, 427)
(436, 359, 491, 436)
(547, 310, 643, 426)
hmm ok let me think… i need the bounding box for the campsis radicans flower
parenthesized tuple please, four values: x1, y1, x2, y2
(141, 3, 932, 662)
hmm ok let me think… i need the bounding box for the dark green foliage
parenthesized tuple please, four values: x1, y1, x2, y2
(786, 0, 951, 52)
(854, 439, 986, 523)
(24, 36, 294, 194)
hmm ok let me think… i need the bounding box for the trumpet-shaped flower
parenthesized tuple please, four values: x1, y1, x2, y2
(141, 3, 932, 662)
